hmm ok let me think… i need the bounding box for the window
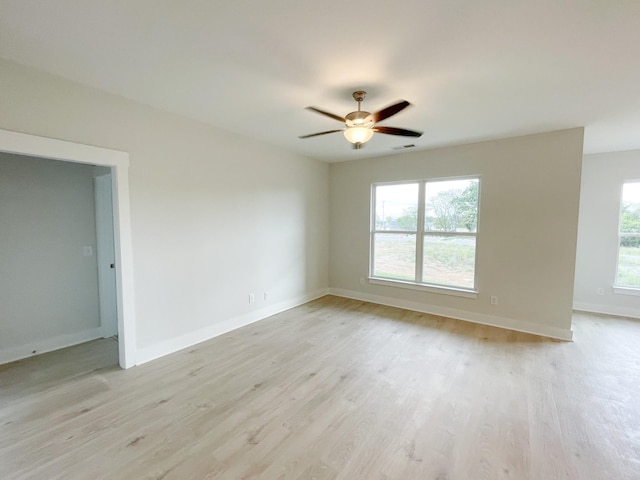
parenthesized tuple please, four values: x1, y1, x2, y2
(615, 181, 640, 290)
(371, 177, 480, 292)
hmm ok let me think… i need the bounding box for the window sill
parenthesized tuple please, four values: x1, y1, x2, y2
(613, 286, 640, 296)
(368, 277, 478, 299)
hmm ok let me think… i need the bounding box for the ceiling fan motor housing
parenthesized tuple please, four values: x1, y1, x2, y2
(345, 111, 373, 128)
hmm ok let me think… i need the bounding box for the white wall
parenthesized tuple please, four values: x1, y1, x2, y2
(0, 59, 330, 364)
(0, 153, 102, 361)
(574, 150, 640, 318)
(329, 129, 584, 340)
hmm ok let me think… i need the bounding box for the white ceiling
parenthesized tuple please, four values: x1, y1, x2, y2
(1, 1, 640, 162)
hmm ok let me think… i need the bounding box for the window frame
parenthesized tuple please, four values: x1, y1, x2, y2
(614, 179, 640, 294)
(369, 176, 480, 297)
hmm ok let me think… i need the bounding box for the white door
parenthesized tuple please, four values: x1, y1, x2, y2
(95, 173, 118, 338)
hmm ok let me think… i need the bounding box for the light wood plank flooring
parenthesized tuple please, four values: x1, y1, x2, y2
(1, 296, 638, 479)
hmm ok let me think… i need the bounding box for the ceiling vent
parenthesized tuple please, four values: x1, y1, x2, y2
(391, 144, 416, 150)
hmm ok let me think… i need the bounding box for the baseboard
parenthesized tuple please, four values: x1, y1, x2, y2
(0, 327, 103, 365)
(329, 288, 573, 341)
(573, 301, 640, 319)
(136, 288, 330, 365)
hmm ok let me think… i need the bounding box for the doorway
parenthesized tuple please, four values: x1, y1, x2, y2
(0, 129, 136, 368)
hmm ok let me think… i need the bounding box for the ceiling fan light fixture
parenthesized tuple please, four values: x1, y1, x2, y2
(344, 126, 374, 144)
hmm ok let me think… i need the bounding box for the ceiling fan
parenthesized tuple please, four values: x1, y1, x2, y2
(299, 91, 423, 149)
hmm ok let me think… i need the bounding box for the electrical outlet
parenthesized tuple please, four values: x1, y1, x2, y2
(359, 278, 365, 285)
(83, 246, 93, 256)
(596, 288, 605, 296)
(249, 293, 255, 304)
(490, 296, 498, 305)
(263, 292, 268, 301)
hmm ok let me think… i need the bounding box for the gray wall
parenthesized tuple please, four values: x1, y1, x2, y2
(574, 150, 640, 317)
(0, 153, 100, 358)
(329, 129, 584, 339)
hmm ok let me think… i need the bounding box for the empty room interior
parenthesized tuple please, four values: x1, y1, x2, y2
(1, 2, 639, 479)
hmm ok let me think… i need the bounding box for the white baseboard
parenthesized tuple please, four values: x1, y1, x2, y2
(573, 301, 640, 319)
(136, 288, 330, 366)
(0, 327, 103, 365)
(329, 288, 573, 341)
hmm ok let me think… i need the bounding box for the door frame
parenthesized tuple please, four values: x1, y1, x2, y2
(95, 173, 118, 339)
(0, 129, 137, 368)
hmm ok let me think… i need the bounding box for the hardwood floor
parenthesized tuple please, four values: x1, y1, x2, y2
(1, 296, 638, 479)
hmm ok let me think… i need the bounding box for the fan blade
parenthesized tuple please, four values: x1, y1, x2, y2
(299, 129, 343, 139)
(373, 126, 423, 137)
(305, 106, 346, 123)
(370, 100, 411, 123)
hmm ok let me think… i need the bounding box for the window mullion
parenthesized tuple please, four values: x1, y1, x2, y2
(415, 181, 426, 283)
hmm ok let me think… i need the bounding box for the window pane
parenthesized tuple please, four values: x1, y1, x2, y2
(620, 182, 640, 234)
(373, 233, 416, 281)
(375, 183, 419, 231)
(616, 238, 640, 287)
(423, 235, 476, 288)
(424, 178, 479, 233)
